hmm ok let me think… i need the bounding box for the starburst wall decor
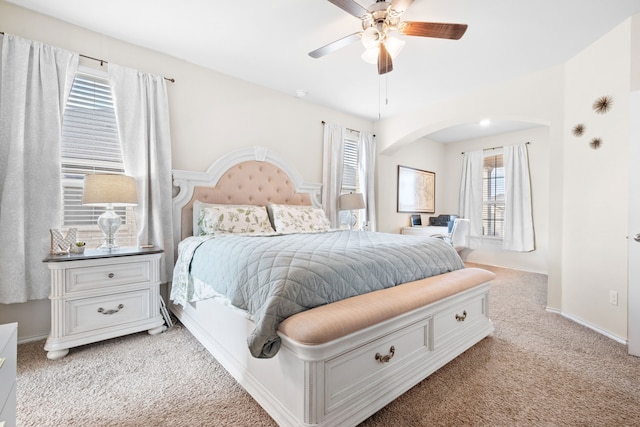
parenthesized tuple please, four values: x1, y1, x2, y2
(572, 124, 584, 137)
(592, 95, 613, 114)
(589, 137, 602, 149)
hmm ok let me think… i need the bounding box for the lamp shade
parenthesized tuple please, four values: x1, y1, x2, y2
(339, 192, 365, 211)
(82, 174, 138, 206)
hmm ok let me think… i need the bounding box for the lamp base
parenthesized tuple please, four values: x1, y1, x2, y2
(97, 207, 122, 251)
(347, 211, 357, 231)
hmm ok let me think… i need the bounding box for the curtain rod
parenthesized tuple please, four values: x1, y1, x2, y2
(0, 31, 175, 83)
(461, 141, 530, 155)
(321, 121, 376, 137)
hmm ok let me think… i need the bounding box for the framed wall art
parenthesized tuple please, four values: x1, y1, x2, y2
(397, 165, 435, 213)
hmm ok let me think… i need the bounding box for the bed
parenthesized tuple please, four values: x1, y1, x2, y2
(169, 145, 495, 427)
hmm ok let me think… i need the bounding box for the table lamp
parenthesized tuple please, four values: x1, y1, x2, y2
(339, 192, 365, 230)
(82, 174, 138, 250)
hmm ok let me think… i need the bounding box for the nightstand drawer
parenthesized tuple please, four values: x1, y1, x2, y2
(0, 350, 16, 406)
(66, 261, 151, 293)
(67, 289, 150, 335)
(0, 323, 17, 427)
(0, 382, 16, 427)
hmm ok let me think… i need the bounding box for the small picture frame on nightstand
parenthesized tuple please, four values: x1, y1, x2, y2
(410, 214, 422, 226)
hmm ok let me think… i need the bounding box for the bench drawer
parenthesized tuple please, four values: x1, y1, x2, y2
(433, 293, 488, 346)
(324, 318, 431, 413)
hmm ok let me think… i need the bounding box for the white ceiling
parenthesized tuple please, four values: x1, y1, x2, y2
(7, 0, 640, 141)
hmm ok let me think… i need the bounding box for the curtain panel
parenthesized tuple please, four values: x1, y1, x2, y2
(108, 64, 174, 283)
(358, 131, 377, 231)
(503, 143, 535, 251)
(458, 150, 483, 249)
(321, 123, 345, 228)
(0, 34, 78, 303)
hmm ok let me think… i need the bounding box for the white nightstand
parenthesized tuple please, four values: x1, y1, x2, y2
(0, 322, 17, 427)
(43, 248, 166, 360)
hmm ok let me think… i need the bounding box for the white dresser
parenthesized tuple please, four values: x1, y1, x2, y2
(0, 322, 17, 427)
(43, 248, 166, 360)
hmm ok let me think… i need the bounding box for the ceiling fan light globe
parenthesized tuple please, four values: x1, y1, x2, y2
(361, 47, 379, 64)
(361, 27, 381, 49)
(385, 36, 406, 58)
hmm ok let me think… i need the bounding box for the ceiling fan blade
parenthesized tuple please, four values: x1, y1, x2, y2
(309, 32, 361, 58)
(399, 21, 468, 40)
(327, 0, 368, 18)
(378, 43, 393, 75)
(390, 0, 414, 14)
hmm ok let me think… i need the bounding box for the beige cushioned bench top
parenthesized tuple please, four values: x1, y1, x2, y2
(278, 267, 496, 345)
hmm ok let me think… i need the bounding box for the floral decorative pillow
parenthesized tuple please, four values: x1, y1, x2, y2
(268, 204, 331, 233)
(197, 204, 274, 235)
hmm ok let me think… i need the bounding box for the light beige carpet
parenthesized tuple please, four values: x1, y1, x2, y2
(16, 264, 640, 426)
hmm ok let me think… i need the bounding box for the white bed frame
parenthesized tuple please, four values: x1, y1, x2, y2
(170, 146, 494, 427)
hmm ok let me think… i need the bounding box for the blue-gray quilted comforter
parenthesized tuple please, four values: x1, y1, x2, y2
(171, 230, 464, 358)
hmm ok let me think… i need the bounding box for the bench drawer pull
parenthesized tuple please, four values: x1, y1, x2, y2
(455, 310, 467, 322)
(375, 346, 395, 363)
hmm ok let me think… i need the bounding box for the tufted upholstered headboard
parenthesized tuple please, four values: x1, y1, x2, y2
(172, 146, 322, 250)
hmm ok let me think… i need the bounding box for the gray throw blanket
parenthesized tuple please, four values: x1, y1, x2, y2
(171, 230, 464, 358)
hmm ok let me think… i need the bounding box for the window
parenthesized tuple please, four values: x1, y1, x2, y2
(339, 130, 360, 227)
(482, 152, 504, 238)
(60, 69, 137, 248)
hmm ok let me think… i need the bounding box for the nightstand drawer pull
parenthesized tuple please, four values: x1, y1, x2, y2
(374, 345, 395, 363)
(455, 310, 467, 322)
(108, 273, 115, 278)
(97, 304, 124, 315)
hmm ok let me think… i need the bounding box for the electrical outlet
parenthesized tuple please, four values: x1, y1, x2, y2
(609, 290, 618, 306)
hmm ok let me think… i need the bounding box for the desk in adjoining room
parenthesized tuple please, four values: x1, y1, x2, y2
(401, 226, 449, 237)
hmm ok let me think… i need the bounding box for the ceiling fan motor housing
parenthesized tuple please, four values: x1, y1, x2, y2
(362, 1, 401, 35)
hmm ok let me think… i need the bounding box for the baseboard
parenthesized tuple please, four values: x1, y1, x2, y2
(18, 333, 49, 345)
(545, 307, 627, 345)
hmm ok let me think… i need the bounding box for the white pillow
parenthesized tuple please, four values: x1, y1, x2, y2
(196, 203, 274, 235)
(268, 204, 331, 233)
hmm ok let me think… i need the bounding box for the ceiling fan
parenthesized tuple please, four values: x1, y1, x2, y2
(309, 0, 468, 75)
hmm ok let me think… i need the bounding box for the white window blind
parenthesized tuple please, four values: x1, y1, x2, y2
(482, 153, 505, 238)
(339, 131, 360, 227)
(60, 71, 136, 247)
(341, 136, 359, 193)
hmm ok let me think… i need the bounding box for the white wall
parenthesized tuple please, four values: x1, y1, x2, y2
(561, 18, 632, 341)
(0, 1, 373, 341)
(377, 138, 446, 233)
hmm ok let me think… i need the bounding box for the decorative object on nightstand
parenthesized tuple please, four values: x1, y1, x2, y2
(70, 241, 86, 254)
(339, 192, 365, 230)
(49, 228, 77, 254)
(82, 174, 138, 250)
(0, 323, 17, 427)
(43, 248, 165, 360)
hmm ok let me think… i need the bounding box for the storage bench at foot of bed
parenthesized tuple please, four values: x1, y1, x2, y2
(278, 268, 494, 426)
(170, 268, 495, 427)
